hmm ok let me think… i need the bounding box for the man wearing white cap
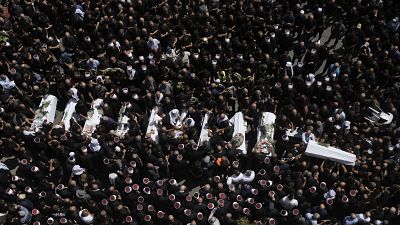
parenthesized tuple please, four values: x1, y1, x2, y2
(324, 189, 336, 199)
(72, 165, 85, 176)
(88, 138, 101, 152)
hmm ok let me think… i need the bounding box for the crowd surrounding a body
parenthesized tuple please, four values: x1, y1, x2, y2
(0, 0, 400, 224)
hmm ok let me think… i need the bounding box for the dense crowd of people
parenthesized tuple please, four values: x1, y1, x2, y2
(0, 0, 400, 224)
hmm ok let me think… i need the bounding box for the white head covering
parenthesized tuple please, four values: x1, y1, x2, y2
(324, 189, 336, 199)
(109, 173, 118, 184)
(72, 165, 85, 176)
(89, 138, 101, 152)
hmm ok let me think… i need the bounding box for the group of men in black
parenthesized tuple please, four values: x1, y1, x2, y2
(0, 0, 400, 224)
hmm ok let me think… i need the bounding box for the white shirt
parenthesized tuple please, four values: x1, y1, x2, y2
(148, 38, 160, 50)
(302, 132, 316, 144)
(227, 173, 243, 185)
(357, 214, 371, 223)
(279, 196, 298, 210)
(79, 210, 94, 224)
(343, 216, 358, 225)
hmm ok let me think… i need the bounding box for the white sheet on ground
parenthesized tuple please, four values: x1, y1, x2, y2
(305, 140, 356, 166)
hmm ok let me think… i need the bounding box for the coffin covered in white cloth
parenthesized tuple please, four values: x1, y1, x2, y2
(82, 99, 103, 135)
(257, 112, 276, 140)
(253, 112, 276, 155)
(197, 113, 210, 146)
(31, 95, 58, 130)
(115, 105, 130, 137)
(146, 107, 162, 141)
(305, 140, 356, 166)
(62, 99, 78, 131)
(229, 112, 247, 154)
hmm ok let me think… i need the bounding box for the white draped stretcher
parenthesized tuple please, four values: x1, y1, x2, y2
(31, 95, 58, 130)
(116, 105, 130, 137)
(229, 112, 247, 154)
(253, 112, 276, 155)
(305, 140, 356, 166)
(198, 113, 211, 146)
(171, 109, 188, 139)
(257, 112, 276, 140)
(146, 107, 162, 142)
(82, 99, 103, 136)
(62, 99, 78, 131)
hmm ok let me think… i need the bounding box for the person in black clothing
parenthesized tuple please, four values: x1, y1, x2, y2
(0, 0, 400, 224)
